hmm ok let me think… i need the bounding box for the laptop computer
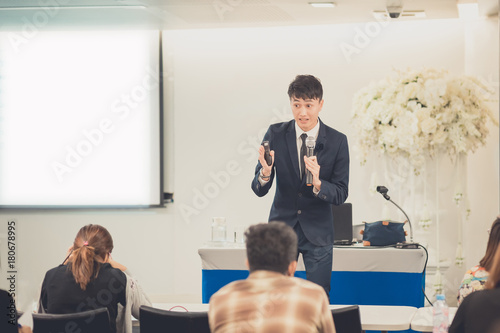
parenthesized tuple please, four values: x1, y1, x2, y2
(332, 203, 353, 245)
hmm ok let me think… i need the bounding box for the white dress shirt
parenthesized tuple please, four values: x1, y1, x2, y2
(295, 120, 320, 176)
(259, 120, 320, 195)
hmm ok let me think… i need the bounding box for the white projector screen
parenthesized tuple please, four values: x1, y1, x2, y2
(0, 30, 162, 208)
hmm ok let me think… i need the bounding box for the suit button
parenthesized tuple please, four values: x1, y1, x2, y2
(322, 195, 327, 199)
(298, 193, 302, 197)
(298, 210, 302, 214)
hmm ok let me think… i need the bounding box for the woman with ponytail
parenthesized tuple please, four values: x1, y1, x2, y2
(38, 224, 151, 333)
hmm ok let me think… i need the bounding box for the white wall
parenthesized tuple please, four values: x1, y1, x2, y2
(166, 17, 499, 305)
(0, 17, 498, 311)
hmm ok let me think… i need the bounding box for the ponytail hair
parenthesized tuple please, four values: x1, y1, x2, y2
(69, 224, 114, 290)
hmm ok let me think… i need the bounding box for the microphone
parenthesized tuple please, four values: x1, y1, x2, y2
(262, 141, 272, 166)
(306, 136, 315, 186)
(376, 185, 418, 249)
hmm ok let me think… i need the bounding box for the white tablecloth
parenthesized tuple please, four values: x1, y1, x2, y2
(199, 244, 427, 272)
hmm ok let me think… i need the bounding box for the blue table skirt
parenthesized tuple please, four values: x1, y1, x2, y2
(202, 269, 425, 306)
(202, 269, 425, 333)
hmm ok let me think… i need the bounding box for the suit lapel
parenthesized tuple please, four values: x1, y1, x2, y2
(315, 119, 327, 164)
(286, 122, 301, 180)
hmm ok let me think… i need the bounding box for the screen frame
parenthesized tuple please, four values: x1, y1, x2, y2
(0, 30, 166, 210)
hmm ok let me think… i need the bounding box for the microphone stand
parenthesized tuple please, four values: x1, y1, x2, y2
(378, 187, 419, 249)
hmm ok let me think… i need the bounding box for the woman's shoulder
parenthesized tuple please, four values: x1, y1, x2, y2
(44, 264, 68, 277)
(460, 265, 488, 287)
(40, 265, 71, 290)
(100, 263, 127, 281)
(469, 265, 489, 278)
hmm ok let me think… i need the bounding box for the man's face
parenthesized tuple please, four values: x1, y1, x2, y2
(290, 97, 323, 132)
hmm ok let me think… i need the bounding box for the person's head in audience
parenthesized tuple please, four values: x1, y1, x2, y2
(485, 245, 500, 290)
(457, 216, 500, 305)
(209, 222, 336, 333)
(480, 217, 500, 271)
(68, 224, 114, 290)
(245, 221, 297, 276)
(450, 244, 500, 333)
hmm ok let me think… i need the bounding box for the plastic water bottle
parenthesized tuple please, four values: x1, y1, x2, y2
(433, 294, 449, 332)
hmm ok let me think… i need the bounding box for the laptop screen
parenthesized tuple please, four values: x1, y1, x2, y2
(332, 203, 353, 245)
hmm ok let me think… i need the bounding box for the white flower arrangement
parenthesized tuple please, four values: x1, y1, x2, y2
(352, 68, 498, 173)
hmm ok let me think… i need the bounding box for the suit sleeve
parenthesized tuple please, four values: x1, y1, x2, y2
(251, 128, 275, 197)
(316, 134, 349, 205)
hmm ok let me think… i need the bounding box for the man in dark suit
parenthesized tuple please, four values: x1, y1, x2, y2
(251, 74, 349, 298)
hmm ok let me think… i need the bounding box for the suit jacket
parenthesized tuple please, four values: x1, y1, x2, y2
(251, 119, 349, 246)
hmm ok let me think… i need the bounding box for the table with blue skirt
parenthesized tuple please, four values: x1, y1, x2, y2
(199, 244, 426, 308)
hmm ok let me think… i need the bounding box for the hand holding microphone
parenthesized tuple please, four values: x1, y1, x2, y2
(305, 136, 315, 186)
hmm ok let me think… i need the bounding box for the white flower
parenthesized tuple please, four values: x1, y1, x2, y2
(431, 128, 447, 145)
(421, 117, 438, 135)
(351, 68, 498, 174)
(403, 82, 419, 101)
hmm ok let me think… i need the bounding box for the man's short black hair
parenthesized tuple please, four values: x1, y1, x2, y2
(245, 222, 297, 274)
(287, 75, 323, 101)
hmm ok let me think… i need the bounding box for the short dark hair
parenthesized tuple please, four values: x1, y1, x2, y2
(480, 217, 500, 271)
(245, 222, 297, 274)
(287, 75, 323, 101)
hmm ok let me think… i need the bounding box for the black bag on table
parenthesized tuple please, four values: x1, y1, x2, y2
(361, 220, 407, 246)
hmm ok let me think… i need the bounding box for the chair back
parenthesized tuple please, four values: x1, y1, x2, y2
(33, 307, 111, 333)
(331, 305, 362, 333)
(140, 305, 210, 333)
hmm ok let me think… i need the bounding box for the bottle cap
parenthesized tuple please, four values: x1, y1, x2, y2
(436, 294, 445, 300)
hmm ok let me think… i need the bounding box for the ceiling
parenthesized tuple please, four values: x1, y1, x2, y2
(0, 0, 497, 30)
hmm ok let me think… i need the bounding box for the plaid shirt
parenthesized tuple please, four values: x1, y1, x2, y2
(209, 270, 336, 333)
